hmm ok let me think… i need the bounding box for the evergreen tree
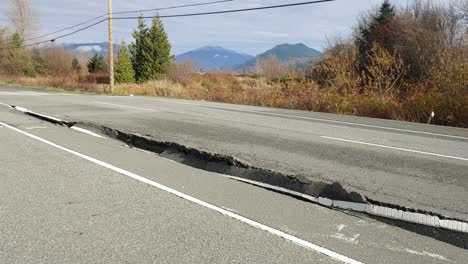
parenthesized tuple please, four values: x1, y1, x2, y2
(114, 41, 135, 83)
(71, 57, 81, 74)
(129, 17, 147, 82)
(87, 54, 107, 73)
(130, 15, 172, 82)
(356, 0, 396, 70)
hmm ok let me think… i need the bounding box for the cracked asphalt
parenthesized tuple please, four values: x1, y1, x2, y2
(1, 86, 468, 263)
(0, 86, 467, 221)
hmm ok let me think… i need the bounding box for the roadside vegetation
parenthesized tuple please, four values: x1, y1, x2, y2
(0, 0, 467, 127)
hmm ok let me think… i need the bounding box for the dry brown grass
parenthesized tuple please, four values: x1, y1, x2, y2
(1, 69, 466, 127)
(0, 75, 108, 93)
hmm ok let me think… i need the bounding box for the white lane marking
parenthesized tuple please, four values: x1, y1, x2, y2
(0, 102, 14, 109)
(95, 101, 159, 112)
(136, 98, 467, 140)
(26, 126, 47, 130)
(71, 126, 104, 138)
(0, 121, 362, 264)
(404, 249, 449, 261)
(14, 106, 29, 113)
(9, 104, 65, 123)
(330, 233, 360, 244)
(28, 112, 64, 123)
(322, 136, 468, 161)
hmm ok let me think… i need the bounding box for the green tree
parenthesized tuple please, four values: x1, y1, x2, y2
(87, 54, 107, 73)
(129, 17, 147, 82)
(130, 15, 172, 82)
(71, 57, 81, 74)
(114, 41, 135, 83)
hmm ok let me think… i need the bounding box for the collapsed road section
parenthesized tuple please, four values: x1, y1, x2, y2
(5, 103, 468, 236)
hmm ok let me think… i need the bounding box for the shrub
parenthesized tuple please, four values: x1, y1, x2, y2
(168, 60, 198, 86)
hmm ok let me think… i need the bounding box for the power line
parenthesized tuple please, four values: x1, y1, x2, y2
(8, 0, 234, 45)
(1, 0, 334, 50)
(114, 0, 335, 20)
(2, 18, 108, 50)
(113, 0, 233, 15)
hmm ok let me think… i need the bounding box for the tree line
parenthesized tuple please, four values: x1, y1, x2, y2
(86, 16, 173, 84)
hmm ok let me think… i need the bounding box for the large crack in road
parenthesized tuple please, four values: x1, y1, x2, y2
(3, 103, 468, 241)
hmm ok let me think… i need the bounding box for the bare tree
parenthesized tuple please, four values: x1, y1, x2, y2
(258, 55, 286, 81)
(8, 0, 35, 38)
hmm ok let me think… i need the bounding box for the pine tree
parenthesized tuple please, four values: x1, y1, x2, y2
(87, 54, 107, 73)
(129, 17, 147, 82)
(130, 15, 172, 82)
(356, 0, 396, 71)
(71, 57, 81, 74)
(114, 41, 135, 83)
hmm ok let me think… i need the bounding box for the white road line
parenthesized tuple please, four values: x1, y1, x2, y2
(95, 101, 159, 112)
(322, 136, 468, 161)
(71, 126, 104, 138)
(135, 98, 467, 140)
(0, 121, 362, 264)
(0, 102, 13, 109)
(26, 126, 47, 130)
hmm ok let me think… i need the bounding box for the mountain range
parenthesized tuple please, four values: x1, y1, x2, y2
(241, 43, 322, 69)
(62, 42, 322, 70)
(176, 46, 254, 71)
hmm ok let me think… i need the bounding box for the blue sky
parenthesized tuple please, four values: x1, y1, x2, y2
(0, 0, 449, 55)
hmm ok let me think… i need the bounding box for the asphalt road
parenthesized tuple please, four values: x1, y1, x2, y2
(0, 87, 467, 221)
(1, 87, 468, 263)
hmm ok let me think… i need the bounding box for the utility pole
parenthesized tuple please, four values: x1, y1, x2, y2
(108, 0, 114, 93)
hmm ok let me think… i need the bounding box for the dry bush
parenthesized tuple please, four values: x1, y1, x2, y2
(40, 46, 75, 76)
(168, 60, 199, 85)
(114, 79, 185, 97)
(396, 0, 467, 81)
(0, 75, 107, 93)
(258, 55, 287, 81)
(365, 43, 407, 98)
(87, 72, 110, 84)
(309, 41, 362, 92)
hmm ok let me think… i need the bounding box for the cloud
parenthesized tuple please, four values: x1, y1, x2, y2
(0, 0, 454, 55)
(75, 45, 102, 53)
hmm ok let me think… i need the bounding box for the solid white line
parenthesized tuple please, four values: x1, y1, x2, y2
(14, 106, 29, 113)
(321, 136, 468, 161)
(95, 101, 159, 112)
(28, 111, 64, 123)
(0, 102, 14, 109)
(26, 126, 47, 130)
(136, 98, 467, 140)
(71, 126, 104, 138)
(222, 175, 318, 203)
(0, 121, 362, 264)
(7, 104, 65, 123)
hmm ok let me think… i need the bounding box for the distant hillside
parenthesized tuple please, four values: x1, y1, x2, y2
(241, 43, 322, 69)
(62, 42, 120, 55)
(176, 46, 254, 71)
